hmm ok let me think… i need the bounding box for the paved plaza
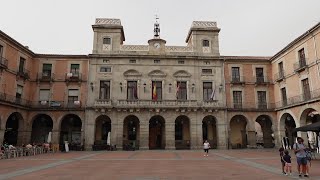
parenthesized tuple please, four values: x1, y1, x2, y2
(1, 149, 320, 180)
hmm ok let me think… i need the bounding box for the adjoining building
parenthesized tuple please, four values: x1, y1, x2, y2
(0, 18, 319, 150)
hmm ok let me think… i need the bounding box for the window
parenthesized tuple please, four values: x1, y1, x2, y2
(204, 61, 210, 65)
(39, 89, 50, 102)
(152, 81, 162, 100)
(16, 85, 23, 99)
(255, 68, 264, 83)
(231, 67, 240, 82)
(103, 37, 111, 45)
(175, 121, 183, 140)
(103, 59, 110, 63)
(127, 81, 138, 100)
(70, 64, 80, 75)
(42, 64, 52, 77)
(202, 69, 212, 74)
(19, 57, 26, 73)
(298, 48, 306, 67)
(100, 66, 111, 72)
(203, 82, 213, 101)
(154, 60, 160, 64)
(129, 60, 136, 64)
(68, 89, 79, 103)
(16, 85, 23, 104)
(278, 62, 284, 78)
(257, 91, 267, 109)
(202, 40, 210, 47)
(99, 81, 110, 100)
(281, 88, 287, 106)
(178, 60, 185, 64)
(302, 78, 311, 101)
(0, 45, 3, 57)
(233, 91, 242, 108)
(176, 81, 187, 100)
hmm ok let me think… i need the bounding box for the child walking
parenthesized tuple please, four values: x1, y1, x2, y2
(203, 140, 210, 157)
(282, 150, 292, 176)
(279, 147, 285, 174)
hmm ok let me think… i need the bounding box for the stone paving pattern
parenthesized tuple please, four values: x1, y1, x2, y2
(0, 150, 320, 180)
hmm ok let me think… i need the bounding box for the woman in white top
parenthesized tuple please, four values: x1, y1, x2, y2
(203, 140, 210, 156)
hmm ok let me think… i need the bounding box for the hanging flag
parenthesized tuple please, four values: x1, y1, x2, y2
(210, 86, 216, 100)
(152, 83, 157, 100)
(176, 82, 180, 99)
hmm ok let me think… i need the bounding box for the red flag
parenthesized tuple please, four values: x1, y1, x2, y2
(152, 83, 157, 100)
(176, 82, 180, 99)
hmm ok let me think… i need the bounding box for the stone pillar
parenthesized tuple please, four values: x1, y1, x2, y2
(247, 131, 257, 148)
(51, 130, 60, 144)
(111, 122, 117, 146)
(165, 122, 175, 150)
(116, 122, 124, 150)
(84, 123, 95, 150)
(0, 129, 4, 144)
(190, 122, 202, 149)
(139, 121, 149, 150)
(217, 123, 228, 149)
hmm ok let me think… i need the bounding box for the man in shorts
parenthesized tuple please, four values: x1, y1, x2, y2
(293, 137, 308, 177)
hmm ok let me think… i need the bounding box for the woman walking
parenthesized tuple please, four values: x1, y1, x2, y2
(203, 140, 210, 157)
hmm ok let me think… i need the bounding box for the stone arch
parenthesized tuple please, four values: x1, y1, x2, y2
(202, 115, 217, 149)
(299, 108, 320, 148)
(149, 115, 166, 149)
(94, 115, 111, 144)
(175, 115, 190, 149)
(4, 112, 24, 145)
(229, 115, 248, 149)
(123, 115, 140, 149)
(255, 115, 274, 148)
(31, 114, 53, 144)
(279, 113, 297, 148)
(59, 114, 82, 148)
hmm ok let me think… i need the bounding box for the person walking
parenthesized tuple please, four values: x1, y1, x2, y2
(203, 140, 210, 157)
(279, 147, 286, 174)
(293, 137, 308, 177)
(282, 150, 292, 176)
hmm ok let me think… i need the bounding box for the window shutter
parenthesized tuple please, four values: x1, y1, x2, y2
(68, 89, 79, 96)
(39, 89, 50, 101)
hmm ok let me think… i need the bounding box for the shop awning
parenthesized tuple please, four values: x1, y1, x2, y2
(294, 121, 320, 132)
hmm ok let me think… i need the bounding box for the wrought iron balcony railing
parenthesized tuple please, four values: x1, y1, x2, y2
(230, 76, 245, 84)
(254, 76, 270, 84)
(37, 72, 55, 82)
(294, 58, 307, 72)
(17, 68, 30, 79)
(275, 89, 320, 108)
(228, 102, 275, 110)
(274, 71, 285, 82)
(65, 72, 82, 82)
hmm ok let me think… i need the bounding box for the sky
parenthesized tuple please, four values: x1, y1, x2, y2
(0, 0, 319, 56)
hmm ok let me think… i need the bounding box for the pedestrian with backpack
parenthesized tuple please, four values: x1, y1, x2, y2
(293, 137, 309, 177)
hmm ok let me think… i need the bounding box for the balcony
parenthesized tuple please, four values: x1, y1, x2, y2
(230, 76, 245, 85)
(254, 76, 270, 85)
(275, 89, 320, 109)
(117, 100, 198, 108)
(17, 68, 30, 80)
(66, 100, 82, 108)
(94, 99, 112, 107)
(274, 71, 285, 82)
(228, 102, 275, 111)
(37, 72, 54, 82)
(0, 92, 31, 106)
(0, 56, 8, 69)
(294, 59, 307, 72)
(65, 73, 82, 82)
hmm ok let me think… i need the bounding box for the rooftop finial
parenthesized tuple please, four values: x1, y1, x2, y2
(154, 15, 160, 38)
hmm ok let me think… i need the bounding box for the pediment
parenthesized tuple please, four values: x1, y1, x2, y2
(173, 70, 191, 78)
(148, 70, 166, 77)
(123, 69, 142, 77)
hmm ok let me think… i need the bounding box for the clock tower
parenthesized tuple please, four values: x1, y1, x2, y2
(148, 16, 166, 54)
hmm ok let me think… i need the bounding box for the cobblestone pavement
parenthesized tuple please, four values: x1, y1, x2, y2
(0, 149, 320, 180)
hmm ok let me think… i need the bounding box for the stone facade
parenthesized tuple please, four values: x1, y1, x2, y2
(0, 18, 319, 150)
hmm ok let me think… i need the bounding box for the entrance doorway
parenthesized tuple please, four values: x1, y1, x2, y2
(202, 116, 217, 149)
(31, 114, 53, 144)
(230, 115, 247, 149)
(255, 115, 274, 148)
(149, 116, 165, 149)
(4, 112, 23, 145)
(123, 115, 140, 150)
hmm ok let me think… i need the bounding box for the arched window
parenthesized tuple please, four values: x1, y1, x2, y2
(202, 40, 210, 47)
(103, 37, 111, 45)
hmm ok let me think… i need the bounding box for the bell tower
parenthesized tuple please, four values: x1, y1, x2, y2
(148, 16, 166, 54)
